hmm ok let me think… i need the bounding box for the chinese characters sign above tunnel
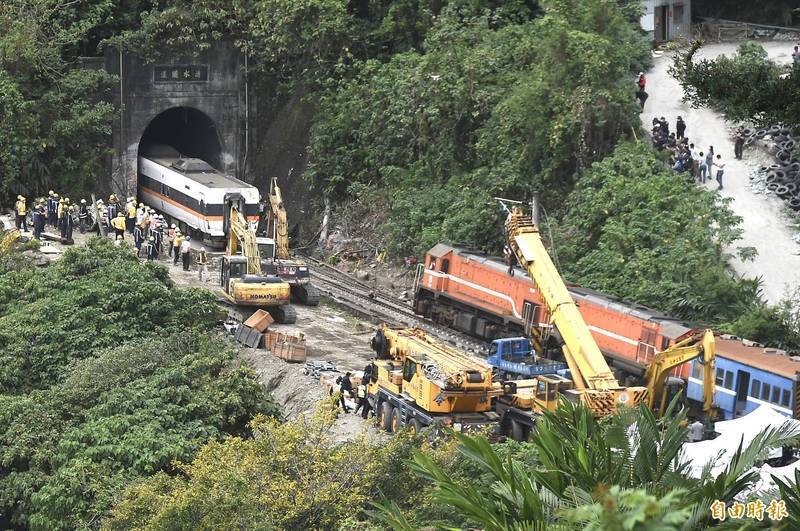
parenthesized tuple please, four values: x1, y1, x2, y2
(153, 65, 209, 83)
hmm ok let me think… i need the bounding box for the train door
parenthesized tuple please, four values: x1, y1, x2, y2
(637, 327, 657, 365)
(198, 192, 209, 231)
(735, 371, 751, 417)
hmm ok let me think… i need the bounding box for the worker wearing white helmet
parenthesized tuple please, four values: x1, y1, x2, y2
(167, 223, 177, 259)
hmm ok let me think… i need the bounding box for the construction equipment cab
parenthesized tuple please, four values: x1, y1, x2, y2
(487, 337, 567, 380)
(220, 193, 296, 323)
(503, 202, 648, 416)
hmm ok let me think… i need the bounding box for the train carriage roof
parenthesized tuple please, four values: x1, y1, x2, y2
(139, 144, 254, 190)
(716, 337, 800, 380)
(440, 244, 690, 334)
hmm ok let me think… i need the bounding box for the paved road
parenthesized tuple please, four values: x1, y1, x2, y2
(643, 41, 800, 304)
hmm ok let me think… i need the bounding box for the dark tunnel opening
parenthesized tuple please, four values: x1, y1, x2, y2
(138, 107, 223, 170)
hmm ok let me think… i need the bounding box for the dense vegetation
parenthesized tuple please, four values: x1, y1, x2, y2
(671, 40, 800, 127)
(0, 239, 277, 529)
(107, 398, 800, 530)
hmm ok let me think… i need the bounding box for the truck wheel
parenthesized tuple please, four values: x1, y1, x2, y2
(511, 419, 529, 442)
(381, 402, 394, 432)
(409, 418, 423, 434)
(390, 407, 402, 433)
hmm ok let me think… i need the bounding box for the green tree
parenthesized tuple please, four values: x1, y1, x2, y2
(671, 40, 796, 126)
(555, 141, 760, 322)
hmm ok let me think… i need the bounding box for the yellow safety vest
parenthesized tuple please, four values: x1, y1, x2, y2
(173, 236, 184, 248)
(111, 217, 126, 230)
(127, 204, 136, 218)
(16, 201, 26, 216)
(57, 202, 64, 218)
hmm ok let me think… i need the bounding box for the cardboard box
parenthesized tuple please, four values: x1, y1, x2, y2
(244, 309, 274, 333)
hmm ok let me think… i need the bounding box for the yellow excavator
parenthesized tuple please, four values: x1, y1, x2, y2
(258, 177, 319, 306)
(503, 203, 648, 416)
(220, 193, 296, 323)
(644, 329, 718, 421)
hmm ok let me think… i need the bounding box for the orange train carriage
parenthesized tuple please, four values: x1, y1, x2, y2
(412, 244, 692, 378)
(413, 243, 800, 419)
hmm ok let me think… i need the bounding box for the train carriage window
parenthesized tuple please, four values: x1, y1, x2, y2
(772, 386, 781, 404)
(440, 259, 449, 274)
(691, 362, 702, 380)
(782, 389, 791, 408)
(762, 383, 771, 402)
(715, 368, 724, 387)
(751, 379, 761, 399)
(723, 371, 733, 390)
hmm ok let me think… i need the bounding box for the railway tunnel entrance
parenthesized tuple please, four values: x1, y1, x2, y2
(138, 107, 223, 170)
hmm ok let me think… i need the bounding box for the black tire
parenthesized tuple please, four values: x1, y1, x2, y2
(382, 402, 395, 432)
(778, 150, 791, 162)
(269, 305, 297, 324)
(409, 418, 423, 434)
(390, 406, 402, 433)
(371, 329, 390, 359)
(767, 182, 780, 192)
(788, 198, 800, 210)
(756, 129, 767, 138)
(776, 185, 790, 198)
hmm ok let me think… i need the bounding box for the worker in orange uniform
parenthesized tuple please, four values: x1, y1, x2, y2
(110, 212, 127, 240)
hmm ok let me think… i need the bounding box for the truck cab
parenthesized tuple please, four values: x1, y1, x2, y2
(488, 337, 567, 379)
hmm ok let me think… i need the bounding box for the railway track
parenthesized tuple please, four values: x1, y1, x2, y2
(302, 256, 488, 355)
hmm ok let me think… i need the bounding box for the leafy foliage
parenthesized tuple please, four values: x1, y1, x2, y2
(555, 141, 760, 322)
(671, 40, 798, 126)
(0, 238, 222, 393)
(724, 288, 800, 352)
(0, 0, 121, 200)
(307, 0, 650, 256)
(107, 402, 427, 529)
(375, 399, 800, 531)
(0, 241, 276, 529)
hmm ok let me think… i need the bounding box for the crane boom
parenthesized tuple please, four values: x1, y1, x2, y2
(504, 206, 647, 414)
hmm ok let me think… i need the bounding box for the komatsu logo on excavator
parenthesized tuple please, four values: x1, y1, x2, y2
(248, 293, 279, 300)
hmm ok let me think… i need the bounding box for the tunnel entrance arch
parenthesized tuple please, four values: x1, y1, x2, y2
(138, 107, 223, 170)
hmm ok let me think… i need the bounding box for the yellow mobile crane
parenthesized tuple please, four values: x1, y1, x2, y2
(368, 326, 537, 436)
(258, 177, 320, 306)
(220, 194, 296, 323)
(504, 203, 648, 416)
(645, 329, 718, 421)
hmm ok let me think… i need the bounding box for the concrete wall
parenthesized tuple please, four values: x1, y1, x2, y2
(107, 41, 245, 196)
(640, 0, 692, 41)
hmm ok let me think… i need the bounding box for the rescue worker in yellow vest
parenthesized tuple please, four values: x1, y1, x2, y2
(172, 231, 184, 265)
(14, 195, 27, 232)
(353, 381, 370, 418)
(126, 199, 137, 233)
(56, 198, 65, 232)
(110, 212, 126, 240)
(197, 246, 208, 281)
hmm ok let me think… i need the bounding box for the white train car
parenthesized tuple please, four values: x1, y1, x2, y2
(137, 145, 260, 245)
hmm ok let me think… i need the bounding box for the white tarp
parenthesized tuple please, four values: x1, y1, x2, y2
(679, 406, 800, 479)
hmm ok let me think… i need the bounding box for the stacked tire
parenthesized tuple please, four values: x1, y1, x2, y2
(750, 125, 800, 211)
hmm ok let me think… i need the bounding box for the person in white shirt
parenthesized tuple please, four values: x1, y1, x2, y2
(713, 154, 726, 189)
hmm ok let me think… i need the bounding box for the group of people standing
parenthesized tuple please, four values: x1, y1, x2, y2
(12, 191, 209, 280)
(651, 116, 727, 189)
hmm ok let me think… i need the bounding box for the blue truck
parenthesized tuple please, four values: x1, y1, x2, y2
(488, 337, 567, 379)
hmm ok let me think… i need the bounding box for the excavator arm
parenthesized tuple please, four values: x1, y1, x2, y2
(504, 205, 647, 415)
(644, 329, 716, 419)
(267, 177, 290, 260)
(227, 204, 261, 275)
